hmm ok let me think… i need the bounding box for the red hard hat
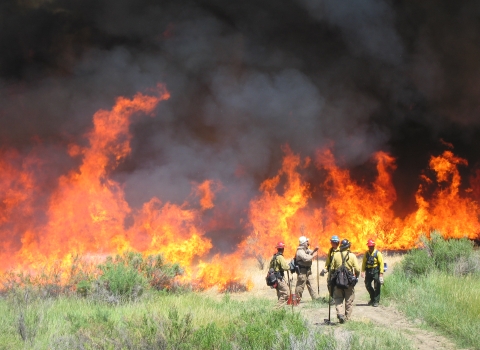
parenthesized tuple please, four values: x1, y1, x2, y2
(276, 242, 285, 249)
(367, 239, 375, 247)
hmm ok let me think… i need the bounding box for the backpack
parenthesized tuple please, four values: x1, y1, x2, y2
(288, 257, 298, 274)
(332, 252, 357, 289)
(265, 253, 281, 288)
(266, 268, 278, 288)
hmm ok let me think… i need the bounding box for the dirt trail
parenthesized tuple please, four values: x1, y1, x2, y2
(211, 255, 463, 350)
(299, 287, 458, 350)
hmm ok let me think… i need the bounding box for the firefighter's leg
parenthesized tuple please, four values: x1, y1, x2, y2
(372, 270, 381, 303)
(344, 286, 355, 320)
(305, 270, 318, 300)
(364, 271, 375, 302)
(275, 279, 289, 309)
(333, 287, 345, 321)
(295, 273, 307, 301)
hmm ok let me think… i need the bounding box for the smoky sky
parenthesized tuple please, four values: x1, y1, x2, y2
(1, 0, 480, 217)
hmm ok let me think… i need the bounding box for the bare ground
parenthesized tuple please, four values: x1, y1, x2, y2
(203, 253, 464, 350)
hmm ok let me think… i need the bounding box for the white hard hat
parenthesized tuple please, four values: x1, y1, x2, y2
(299, 236, 309, 244)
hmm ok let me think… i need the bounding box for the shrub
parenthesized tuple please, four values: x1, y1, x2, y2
(453, 254, 480, 276)
(141, 254, 183, 291)
(97, 255, 147, 302)
(75, 280, 91, 298)
(72, 251, 185, 301)
(426, 233, 474, 272)
(400, 232, 474, 278)
(401, 248, 434, 278)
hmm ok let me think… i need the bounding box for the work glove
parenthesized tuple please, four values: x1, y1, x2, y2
(379, 276, 384, 285)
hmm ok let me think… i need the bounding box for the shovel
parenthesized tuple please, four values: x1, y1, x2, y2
(323, 289, 335, 325)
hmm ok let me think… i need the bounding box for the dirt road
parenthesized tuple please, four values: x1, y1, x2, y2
(299, 286, 458, 350)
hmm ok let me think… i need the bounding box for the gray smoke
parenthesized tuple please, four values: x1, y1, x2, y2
(1, 0, 480, 246)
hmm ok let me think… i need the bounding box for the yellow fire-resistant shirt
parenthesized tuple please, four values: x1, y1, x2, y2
(324, 247, 339, 271)
(361, 249, 384, 273)
(270, 253, 290, 272)
(331, 250, 361, 277)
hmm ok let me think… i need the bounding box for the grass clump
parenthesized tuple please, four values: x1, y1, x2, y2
(384, 232, 480, 349)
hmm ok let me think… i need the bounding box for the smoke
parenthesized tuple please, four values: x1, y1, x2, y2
(1, 0, 480, 242)
(297, 0, 404, 65)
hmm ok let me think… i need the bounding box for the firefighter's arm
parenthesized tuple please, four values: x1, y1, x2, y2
(324, 253, 331, 270)
(321, 259, 329, 275)
(298, 249, 314, 262)
(306, 248, 318, 256)
(352, 255, 361, 277)
(360, 254, 366, 278)
(278, 255, 290, 270)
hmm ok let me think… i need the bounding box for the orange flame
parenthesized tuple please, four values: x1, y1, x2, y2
(0, 85, 246, 290)
(245, 146, 479, 258)
(195, 180, 222, 210)
(244, 145, 322, 258)
(403, 151, 480, 240)
(1, 84, 480, 292)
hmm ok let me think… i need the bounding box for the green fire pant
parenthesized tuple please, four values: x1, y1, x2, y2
(365, 268, 381, 303)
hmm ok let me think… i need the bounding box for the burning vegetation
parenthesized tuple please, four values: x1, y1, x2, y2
(1, 85, 479, 292)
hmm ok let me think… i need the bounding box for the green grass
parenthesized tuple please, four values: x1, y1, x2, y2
(0, 290, 335, 349)
(384, 262, 480, 349)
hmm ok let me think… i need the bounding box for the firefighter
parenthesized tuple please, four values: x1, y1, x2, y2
(320, 235, 340, 304)
(331, 239, 360, 323)
(294, 236, 319, 302)
(361, 239, 384, 307)
(269, 242, 291, 309)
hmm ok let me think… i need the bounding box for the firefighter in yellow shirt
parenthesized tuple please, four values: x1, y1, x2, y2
(361, 239, 384, 307)
(269, 242, 291, 309)
(320, 235, 340, 304)
(331, 239, 360, 323)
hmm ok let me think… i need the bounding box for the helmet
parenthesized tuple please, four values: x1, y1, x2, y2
(299, 236, 309, 244)
(276, 242, 285, 249)
(367, 239, 375, 247)
(330, 235, 340, 243)
(340, 239, 351, 251)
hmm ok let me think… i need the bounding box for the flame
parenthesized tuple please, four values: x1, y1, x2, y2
(317, 149, 404, 250)
(0, 85, 246, 290)
(195, 180, 222, 210)
(1, 83, 480, 292)
(244, 145, 322, 258)
(245, 146, 479, 257)
(403, 151, 480, 240)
